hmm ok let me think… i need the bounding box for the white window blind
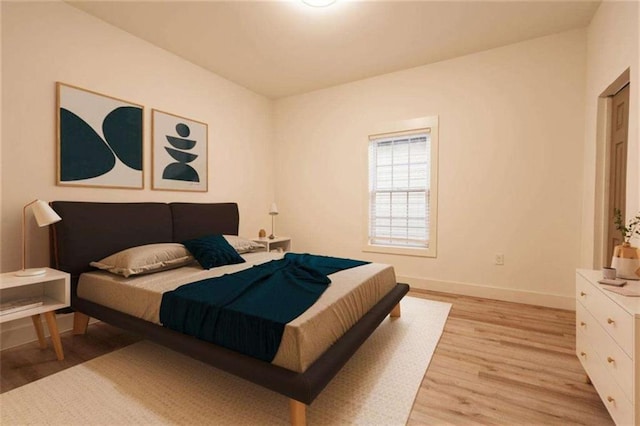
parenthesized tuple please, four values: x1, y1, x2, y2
(368, 130, 430, 248)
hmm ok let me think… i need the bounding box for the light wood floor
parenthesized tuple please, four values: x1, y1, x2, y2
(1, 290, 613, 425)
(407, 290, 612, 425)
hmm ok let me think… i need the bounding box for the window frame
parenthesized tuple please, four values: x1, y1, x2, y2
(362, 116, 439, 258)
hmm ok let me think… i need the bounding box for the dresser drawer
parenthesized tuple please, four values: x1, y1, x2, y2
(576, 274, 634, 357)
(576, 301, 594, 339)
(576, 274, 593, 309)
(577, 303, 634, 402)
(577, 332, 634, 426)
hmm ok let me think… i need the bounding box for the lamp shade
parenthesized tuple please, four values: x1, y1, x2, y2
(269, 203, 279, 215)
(32, 200, 61, 227)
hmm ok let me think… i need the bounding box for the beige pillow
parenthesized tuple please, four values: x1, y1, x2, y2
(90, 243, 194, 277)
(223, 235, 265, 254)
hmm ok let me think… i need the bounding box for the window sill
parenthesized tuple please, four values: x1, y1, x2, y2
(362, 244, 436, 258)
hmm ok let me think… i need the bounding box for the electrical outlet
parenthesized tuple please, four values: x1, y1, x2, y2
(495, 254, 504, 265)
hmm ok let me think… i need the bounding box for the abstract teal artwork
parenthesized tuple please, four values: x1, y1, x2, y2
(57, 82, 143, 189)
(152, 109, 208, 192)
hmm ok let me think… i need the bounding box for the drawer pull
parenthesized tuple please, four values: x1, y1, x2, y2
(580, 351, 586, 357)
(580, 321, 586, 327)
(607, 396, 615, 403)
(607, 356, 615, 364)
(607, 318, 615, 324)
(580, 291, 586, 297)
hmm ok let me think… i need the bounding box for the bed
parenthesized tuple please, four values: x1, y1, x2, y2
(49, 201, 409, 425)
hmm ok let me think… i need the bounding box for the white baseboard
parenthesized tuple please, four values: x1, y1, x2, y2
(400, 275, 575, 310)
(0, 313, 98, 351)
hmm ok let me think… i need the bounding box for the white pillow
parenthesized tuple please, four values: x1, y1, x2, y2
(223, 235, 265, 254)
(90, 243, 194, 277)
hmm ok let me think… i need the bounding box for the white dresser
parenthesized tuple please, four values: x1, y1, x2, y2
(576, 269, 640, 425)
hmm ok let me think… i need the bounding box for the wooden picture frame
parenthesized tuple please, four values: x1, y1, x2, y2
(56, 82, 144, 189)
(152, 109, 208, 192)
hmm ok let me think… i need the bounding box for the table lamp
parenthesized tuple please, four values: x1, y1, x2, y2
(269, 202, 279, 240)
(16, 200, 62, 277)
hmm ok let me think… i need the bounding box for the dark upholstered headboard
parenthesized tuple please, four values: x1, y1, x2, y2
(50, 201, 239, 292)
(170, 202, 239, 241)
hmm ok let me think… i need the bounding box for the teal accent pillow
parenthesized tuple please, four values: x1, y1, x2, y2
(182, 234, 245, 269)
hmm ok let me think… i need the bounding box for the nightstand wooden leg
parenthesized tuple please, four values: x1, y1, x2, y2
(31, 314, 47, 349)
(44, 311, 64, 361)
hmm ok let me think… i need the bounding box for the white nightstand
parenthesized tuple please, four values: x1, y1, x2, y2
(0, 268, 70, 360)
(252, 236, 291, 253)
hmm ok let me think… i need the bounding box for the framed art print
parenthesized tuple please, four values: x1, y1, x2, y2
(152, 109, 208, 192)
(56, 82, 143, 189)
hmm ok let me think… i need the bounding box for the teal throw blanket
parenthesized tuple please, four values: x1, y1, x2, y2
(159, 253, 369, 362)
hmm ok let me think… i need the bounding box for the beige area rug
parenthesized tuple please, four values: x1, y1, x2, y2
(1, 296, 450, 425)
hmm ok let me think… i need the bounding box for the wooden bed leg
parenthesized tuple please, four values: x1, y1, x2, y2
(289, 399, 306, 426)
(390, 302, 401, 318)
(73, 312, 90, 335)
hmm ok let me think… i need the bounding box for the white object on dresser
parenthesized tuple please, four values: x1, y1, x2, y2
(0, 268, 70, 360)
(576, 269, 640, 425)
(252, 236, 291, 253)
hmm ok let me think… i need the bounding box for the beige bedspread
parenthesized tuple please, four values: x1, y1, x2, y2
(78, 252, 397, 372)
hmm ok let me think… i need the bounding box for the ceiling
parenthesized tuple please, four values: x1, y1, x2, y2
(69, 0, 601, 99)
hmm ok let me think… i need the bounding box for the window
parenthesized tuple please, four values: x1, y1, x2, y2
(364, 116, 438, 257)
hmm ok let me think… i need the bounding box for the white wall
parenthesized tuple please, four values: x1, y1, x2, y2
(580, 0, 639, 268)
(274, 29, 588, 309)
(0, 1, 275, 273)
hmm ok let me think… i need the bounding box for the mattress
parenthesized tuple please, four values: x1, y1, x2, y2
(78, 252, 397, 372)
